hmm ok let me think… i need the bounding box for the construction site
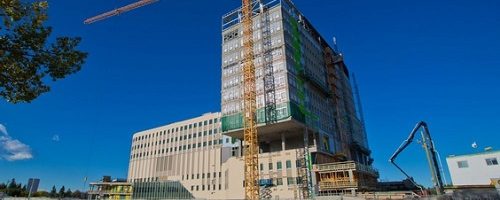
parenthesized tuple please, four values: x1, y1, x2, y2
(80, 0, 498, 200)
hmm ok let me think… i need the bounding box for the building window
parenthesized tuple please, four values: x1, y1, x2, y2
(260, 163, 264, 171)
(287, 177, 296, 185)
(276, 178, 283, 186)
(457, 160, 469, 168)
(269, 163, 273, 170)
(486, 158, 498, 166)
(286, 160, 292, 169)
(277, 161, 282, 170)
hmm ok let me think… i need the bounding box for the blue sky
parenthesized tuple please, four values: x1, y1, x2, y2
(1, 0, 499, 191)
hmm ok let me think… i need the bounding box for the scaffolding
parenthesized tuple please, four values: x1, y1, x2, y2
(259, 0, 278, 125)
(315, 161, 378, 196)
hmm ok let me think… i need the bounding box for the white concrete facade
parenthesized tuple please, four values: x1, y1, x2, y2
(127, 112, 237, 198)
(446, 150, 500, 186)
(127, 112, 305, 199)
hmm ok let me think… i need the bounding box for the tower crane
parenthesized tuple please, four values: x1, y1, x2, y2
(389, 121, 445, 195)
(85, 1, 260, 199)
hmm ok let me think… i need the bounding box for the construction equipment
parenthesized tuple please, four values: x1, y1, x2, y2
(389, 121, 445, 195)
(241, 0, 259, 199)
(258, 1, 278, 125)
(84, 0, 159, 24)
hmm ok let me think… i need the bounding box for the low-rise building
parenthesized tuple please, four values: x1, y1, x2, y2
(446, 149, 499, 186)
(88, 177, 132, 200)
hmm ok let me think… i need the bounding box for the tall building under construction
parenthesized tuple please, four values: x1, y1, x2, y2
(221, 0, 377, 195)
(127, 0, 377, 199)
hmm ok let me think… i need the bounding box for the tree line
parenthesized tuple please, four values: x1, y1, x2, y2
(0, 178, 87, 199)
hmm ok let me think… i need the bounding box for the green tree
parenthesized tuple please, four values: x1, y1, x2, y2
(7, 178, 16, 189)
(72, 190, 82, 199)
(49, 185, 57, 198)
(64, 188, 72, 197)
(0, 0, 87, 103)
(33, 191, 49, 197)
(20, 185, 28, 197)
(58, 186, 65, 198)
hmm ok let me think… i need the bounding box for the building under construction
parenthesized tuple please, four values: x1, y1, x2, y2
(221, 0, 377, 197)
(126, 0, 377, 199)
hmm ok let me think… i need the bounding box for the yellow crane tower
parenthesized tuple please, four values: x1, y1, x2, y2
(240, 0, 259, 199)
(85, 1, 260, 199)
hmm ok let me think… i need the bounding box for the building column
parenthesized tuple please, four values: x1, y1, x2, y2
(348, 170, 355, 195)
(281, 132, 286, 151)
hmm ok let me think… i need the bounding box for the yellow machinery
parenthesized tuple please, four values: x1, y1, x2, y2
(241, 0, 259, 199)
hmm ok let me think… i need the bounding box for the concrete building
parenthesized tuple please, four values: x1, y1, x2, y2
(446, 149, 500, 186)
(26, 178, 40, 194)
(88, 176, 132, 200)
(127, 112, 239, 199)
(221, 0, 376, 196)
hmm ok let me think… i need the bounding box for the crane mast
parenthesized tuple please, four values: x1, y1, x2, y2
(241, 0, 259, 199)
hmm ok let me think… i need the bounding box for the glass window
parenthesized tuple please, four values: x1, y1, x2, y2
(260, 163, 264, 171)
(486, 158, 498, 166)
(457, 160, 469, 168)
(277, 161, 282, 170)
(287, 177, 295, 185)
(276, 178, 283, 186)
(268, 163, 273, 170)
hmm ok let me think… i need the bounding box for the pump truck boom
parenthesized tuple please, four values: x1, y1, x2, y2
(389, 121, 445, 195)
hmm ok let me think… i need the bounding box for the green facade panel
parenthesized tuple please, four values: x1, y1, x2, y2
(222, 102, 306, 132)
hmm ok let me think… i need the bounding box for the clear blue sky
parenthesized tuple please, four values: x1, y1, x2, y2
(1, 0, 499, 191)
